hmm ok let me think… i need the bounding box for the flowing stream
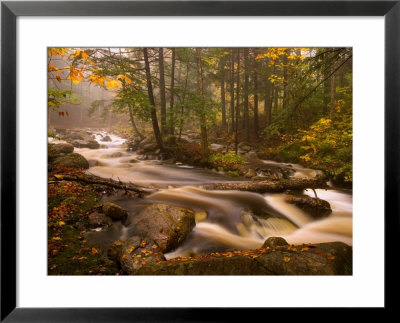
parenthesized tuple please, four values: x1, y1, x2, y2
(67, 130, 352, 259)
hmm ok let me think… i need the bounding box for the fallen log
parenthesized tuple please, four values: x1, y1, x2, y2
(48, 174, 156, 194)
(49, 174, 328, 195)
(200, 177, 329, 193)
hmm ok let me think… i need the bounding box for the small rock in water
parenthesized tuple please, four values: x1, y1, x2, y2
(102, 202, 128, 221)
(262, 237, 289, 248)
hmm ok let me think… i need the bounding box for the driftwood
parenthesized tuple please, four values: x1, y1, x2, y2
(48, 174, 156, 194)
(200, 177, 329, 193)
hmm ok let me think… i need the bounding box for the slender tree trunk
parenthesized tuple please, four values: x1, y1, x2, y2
(230, 49, 235, 134)
(265, 75, 272, 126)
(253, 69, 259, 138)
(143, 48, 163, 151)
(235, 48, 240, 154)
(129, 106, 144, 140)
(330, 64, 336, 120)
(158, 48, 167, 136)
(243, 48, 250, 141)
(178, 61, 190, 139)
(196, 48, 209, 156)
(282, 50, 289, 111)
(169, 48, 176, 135)
(220, 58, 227, 129)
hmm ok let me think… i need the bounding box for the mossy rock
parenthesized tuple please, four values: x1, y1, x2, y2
(285, 195, 332, 218)
(102, 202, 128, 221)
(53, 153, 89, 169)
(110, 236, 166, 275)
(131, 204, 195, 253)
(88, 211, 113, 229)
(262, 237, 289, 248)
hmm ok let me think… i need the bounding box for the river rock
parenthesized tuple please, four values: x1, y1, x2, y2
(72, 139, 100, 149)
(109, 236, 166, 275)
(135, 241, 352, 275)
(130, 204, 195, 253)
(48, 143, 74, 161)
(101, 135, 112, 142)
(110, 152, 123, 158)
(128, 158, 139, 163)
(53, 153, 89, 169)
(262, 237, 289, 248)
(285, 195, 332, 218)
(48, 142, 74, 155)
(102, 202, 128, 221)
(88, 211, 113, 228)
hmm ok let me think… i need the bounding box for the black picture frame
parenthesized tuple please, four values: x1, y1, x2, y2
(1, 0, 398, 321)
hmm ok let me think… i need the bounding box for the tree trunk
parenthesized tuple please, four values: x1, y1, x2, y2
(330, 62, 337, 120)
(169, 48, 176, 135)
(253, 69, 259, 138)
(178, 61, 190, 140)
(158, 48, 167, 136)
(129, 106, 144, 140)
(282, 50, 289, 111)
(230, 49, 235, 134)
(195, 48, 209, 156)
(143, 48, 163, 151)
(220, 58, 227, 129)
(201, 177, 329, 193)
(235, 48, 240, 154)
(243, 48, 250, 141)
(264, 74, 272, 126)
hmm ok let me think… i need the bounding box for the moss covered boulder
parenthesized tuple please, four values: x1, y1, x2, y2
(285, 195, 332, 218)
(48, 143, 74, 161)
(102, 202, 128, 221)
(53, 153, 89, 169)
(131, 204, 195, 253)
(108, 236, 165, 275)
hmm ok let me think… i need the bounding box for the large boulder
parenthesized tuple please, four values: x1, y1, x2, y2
(136, 241, 352, 275)
(72, 140, 100, 149)
(130, 204, 195, 253)
(108, 236, 166, 274)
(101, 135, 112, 142)
(285, 195, 332, 218)
(102, 202, 128, 221)
(53, 153, 89, 169)
(48, 143, 74, 161)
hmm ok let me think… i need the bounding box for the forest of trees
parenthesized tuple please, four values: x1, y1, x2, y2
(48, 47, 352, 184)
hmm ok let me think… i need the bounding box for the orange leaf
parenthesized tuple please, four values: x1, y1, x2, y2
(283, 256, 291, 262)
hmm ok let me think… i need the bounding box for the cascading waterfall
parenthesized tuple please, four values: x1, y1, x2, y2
(73, 130, 353, 259)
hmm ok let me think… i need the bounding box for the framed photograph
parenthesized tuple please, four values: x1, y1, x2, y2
(1, 0, 398, 320)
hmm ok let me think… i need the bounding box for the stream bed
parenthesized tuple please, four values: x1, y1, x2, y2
(69, 131, 353, 259)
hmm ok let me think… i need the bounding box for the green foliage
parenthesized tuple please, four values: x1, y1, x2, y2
(264, 114, 352, 182)
(209, 152, 244, 171)
(48, 88, 80, 109)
